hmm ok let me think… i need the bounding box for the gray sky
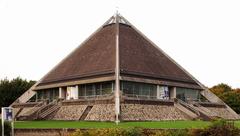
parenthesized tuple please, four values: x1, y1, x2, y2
(0, 0, 239, 88)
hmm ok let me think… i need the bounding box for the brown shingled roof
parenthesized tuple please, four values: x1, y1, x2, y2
(119, 24, 196, 84)
(38, 23, 116, 86)
(37, 15, 202, 89)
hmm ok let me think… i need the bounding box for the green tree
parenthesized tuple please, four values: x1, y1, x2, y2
(210, 83, 240, 114)
(0, 77, 36, 108)
(210, 83, 232, 96)
(219, 90, 240, 114)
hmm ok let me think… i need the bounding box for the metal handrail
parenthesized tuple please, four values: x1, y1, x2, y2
(36, 99, 57, 117)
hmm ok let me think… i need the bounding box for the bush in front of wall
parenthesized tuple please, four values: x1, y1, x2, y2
(189, 119, 240, 136)
(70, 127, 143, 136)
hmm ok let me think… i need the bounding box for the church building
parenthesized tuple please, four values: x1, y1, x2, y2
(12, 13, 239, 122)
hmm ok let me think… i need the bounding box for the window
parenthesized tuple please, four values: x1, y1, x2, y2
(78, 81, 113, 97)
(37, 91, 43, 100)
(37, 88, 59, 101)
(95, 83, 101, 95)
(149, 85, 157, 97)
(102, 82, 112, 95)
(122, 81, 134, 95)
(176, 87, 200, 101)
(78, 85, 86, 97)
(121, 81, 157, 98)
(86, 84, 94, 96)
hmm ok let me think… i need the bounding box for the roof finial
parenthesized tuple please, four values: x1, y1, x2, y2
(115, 6, 119, 16)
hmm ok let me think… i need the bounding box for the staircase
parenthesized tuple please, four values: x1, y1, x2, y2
(14, 108, 23, 120)
(79, 106, 93, 120)
(192, 102, 218, 118)
(175, 102, 198, 119)
(176, 99, 212, 120)
(36, 101, 60, 120)
(17, 102, 44, 120)
(38, 104, 60, 119)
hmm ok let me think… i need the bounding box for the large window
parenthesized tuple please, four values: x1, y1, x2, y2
(121, 81, 157, 98)
(78, 81, 114, 97)
(49, 88, 59, 100)
(176, 87, 200, 102)
(36, 88, 59, 101)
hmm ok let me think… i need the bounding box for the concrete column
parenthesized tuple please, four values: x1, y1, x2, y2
(157, 85, 161, 99)
(59, 87, 62, 98)
(170, 87, 176, 99)
(66, 87, 71, 100)
(75, 85, 79, 99)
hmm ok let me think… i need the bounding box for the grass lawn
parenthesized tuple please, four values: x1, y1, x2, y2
(14, 120, 213, 129)
(14, 120, 240, 129)
(235, 121, 240, 128)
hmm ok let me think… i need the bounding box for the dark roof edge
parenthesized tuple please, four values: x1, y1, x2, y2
(38, 71, 115, 87)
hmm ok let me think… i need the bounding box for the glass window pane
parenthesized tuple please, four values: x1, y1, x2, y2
(123, 81, 133, 95)
(102, 82, 112, 95)
(78, 85, 85, 96)
(150, 85, 157, 98)
(133, 82, 140, 96)
(142, 84, 150, 96)
(86, 84, 94, 96)
(176, 88, 200, 101)
(96, 83, 101, 95)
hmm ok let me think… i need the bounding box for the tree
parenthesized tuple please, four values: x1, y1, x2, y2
(219, 90, 240, 114)
(0, 77, 36, 108)
(209, 83, 232, 96)
(209, 83, 240, 114)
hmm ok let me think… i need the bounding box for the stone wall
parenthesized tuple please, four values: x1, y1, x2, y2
(121, 104, 188, 121)
(52, 105, 87, 120)
(206, 107, 238, 120)
(85, 104, 115, 121)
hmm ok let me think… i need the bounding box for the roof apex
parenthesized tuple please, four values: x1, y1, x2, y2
(103, 13, 130, 26)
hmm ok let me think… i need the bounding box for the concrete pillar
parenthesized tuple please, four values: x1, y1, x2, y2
(75, 85, 79, 99)
(59, 87, 62, 99)
(157, 85, 161, 99)
(170, 87, 176, 99)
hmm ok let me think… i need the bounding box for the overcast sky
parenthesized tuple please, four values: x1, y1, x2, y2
(0, 0, 239, 88)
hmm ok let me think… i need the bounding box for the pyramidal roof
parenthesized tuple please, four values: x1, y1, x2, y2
(36, 13, 202, 90)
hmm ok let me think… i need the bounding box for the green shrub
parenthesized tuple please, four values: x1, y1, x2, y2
(150, 129, 188, 136)
(189, 119, 240, 136)
(69, 128, 143, 136)
(0, 120, 11, 136)
(70, 120, 240, 136)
